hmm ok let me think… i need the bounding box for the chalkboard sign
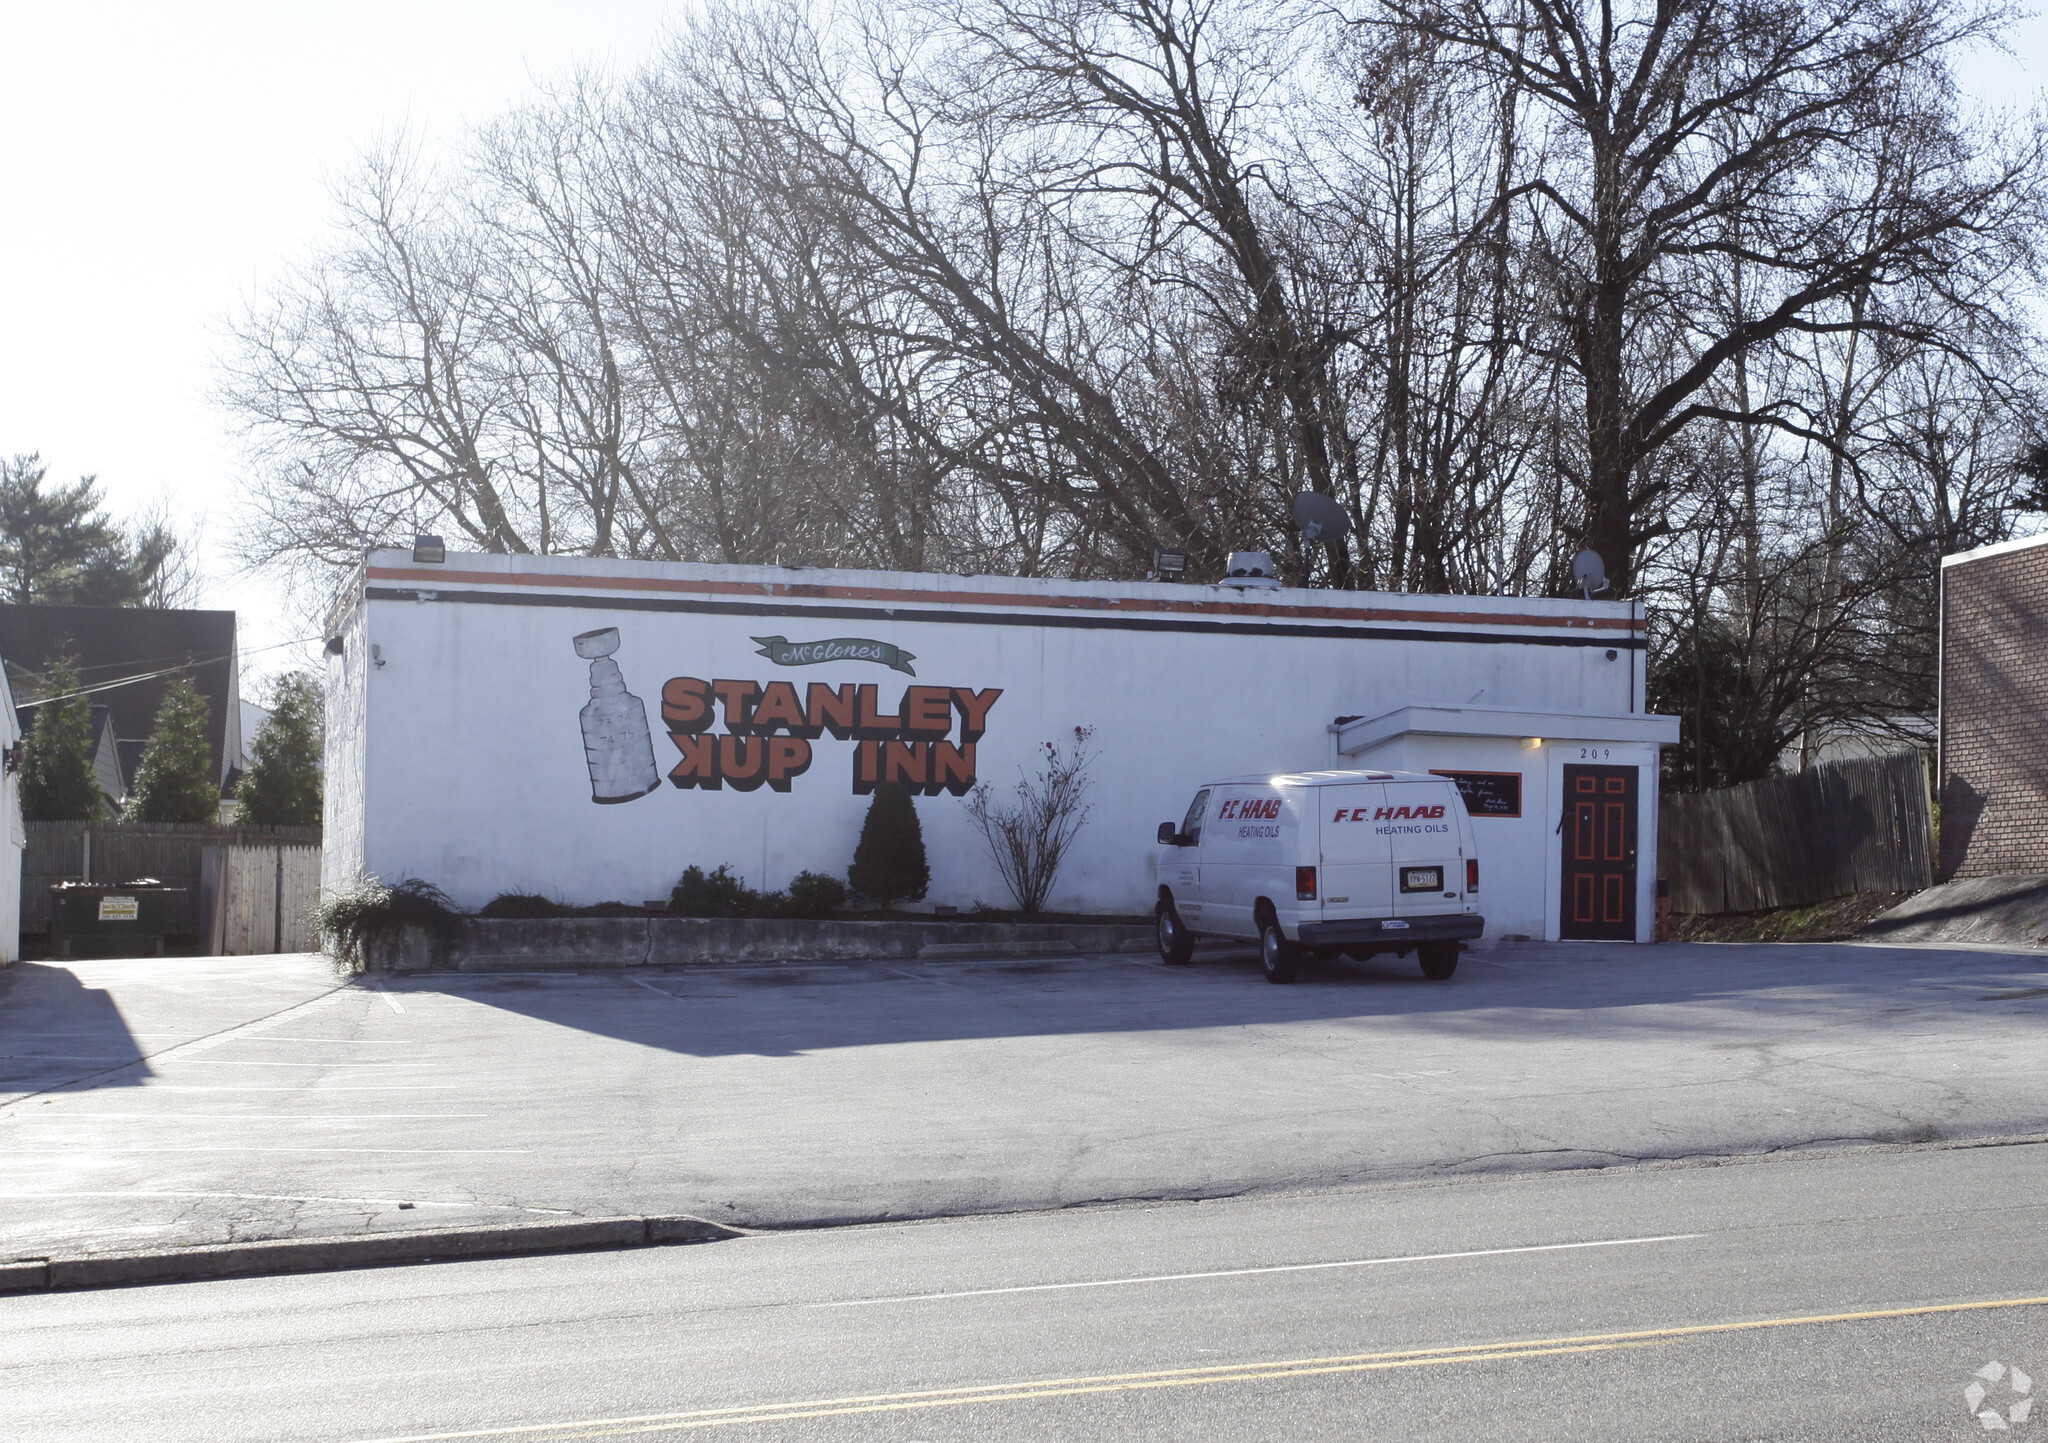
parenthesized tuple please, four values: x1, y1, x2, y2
(1432, 770, 1522, 818)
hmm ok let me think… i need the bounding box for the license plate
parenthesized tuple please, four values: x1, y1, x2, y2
(1400, 866, 1444, 894)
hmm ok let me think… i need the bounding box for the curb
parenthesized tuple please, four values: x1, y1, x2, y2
(0, 1214, 741, 1296)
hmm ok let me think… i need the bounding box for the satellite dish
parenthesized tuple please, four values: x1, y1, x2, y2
(1290, 492, 1353, 546)
(1572, 548, 1610, 599)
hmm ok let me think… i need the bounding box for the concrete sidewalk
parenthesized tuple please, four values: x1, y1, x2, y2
(3, 940, 2045, 1263)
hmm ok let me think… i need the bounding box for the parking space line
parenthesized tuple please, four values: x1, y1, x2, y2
(372, 981, 407, 1013)
(885, 968, 959, 988)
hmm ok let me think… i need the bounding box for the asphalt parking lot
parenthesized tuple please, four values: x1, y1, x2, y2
(3, 939, 2045, 1258)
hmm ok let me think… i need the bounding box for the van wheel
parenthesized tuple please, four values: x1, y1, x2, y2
(1156, 902, 1194, 965)
(1259, 918, 1301, 984)
(1419, 943, 1458, 980)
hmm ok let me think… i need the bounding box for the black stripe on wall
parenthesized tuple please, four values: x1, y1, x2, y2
(364, 585, 1646, 650)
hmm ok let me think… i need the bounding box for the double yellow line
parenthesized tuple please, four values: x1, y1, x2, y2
(360, 1294, 2048, 1441)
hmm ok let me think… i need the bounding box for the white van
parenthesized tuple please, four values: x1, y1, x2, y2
(1153, 769, 1483, 983)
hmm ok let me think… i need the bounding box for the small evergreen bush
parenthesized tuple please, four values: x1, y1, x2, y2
(848, 782, 929, 909)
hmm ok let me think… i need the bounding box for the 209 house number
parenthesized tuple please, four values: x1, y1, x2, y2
(1577, 747, 1612, 759)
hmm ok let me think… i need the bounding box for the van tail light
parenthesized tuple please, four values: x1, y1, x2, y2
(1296, 866, 1318, 901)
(1466, 858, 1480, 892)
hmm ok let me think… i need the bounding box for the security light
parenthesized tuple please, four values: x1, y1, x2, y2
(412, 534, 447, 563)
(1154, 546, 1189, 577)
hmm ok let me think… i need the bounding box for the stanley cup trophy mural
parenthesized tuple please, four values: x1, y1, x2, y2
(574, 627, 661, 803)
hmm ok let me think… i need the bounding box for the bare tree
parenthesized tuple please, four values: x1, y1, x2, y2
(1366, 0, 2043, 593)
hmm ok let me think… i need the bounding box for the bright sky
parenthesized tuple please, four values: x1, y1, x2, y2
(0, 1, 2043, 696)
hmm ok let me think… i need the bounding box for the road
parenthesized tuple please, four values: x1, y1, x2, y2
(3, 1140, 2043, 1440)
(4, 941, 2046, 1257)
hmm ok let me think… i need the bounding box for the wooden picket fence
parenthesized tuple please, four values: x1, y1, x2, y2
(1659, 753, 1933, 915)
(24, 821, 322, 943)
(203, 845, 323, 954)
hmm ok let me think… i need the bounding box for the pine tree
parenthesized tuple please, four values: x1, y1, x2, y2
(124, 677, 217, 823)
(848, 781, 930, 909)
(236, 672, 323, 826)
(18, 656, 104, 821)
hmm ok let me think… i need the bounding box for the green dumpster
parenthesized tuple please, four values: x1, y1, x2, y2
(49, 881, 183, 958)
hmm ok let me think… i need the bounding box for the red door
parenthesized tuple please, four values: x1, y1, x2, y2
(1560, 765, 1638, 940)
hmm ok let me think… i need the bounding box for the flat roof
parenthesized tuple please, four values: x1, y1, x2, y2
(347, 549, 1646, 650)
(1333, 706, 1680, 752)
(1941, 531, 2048, 569)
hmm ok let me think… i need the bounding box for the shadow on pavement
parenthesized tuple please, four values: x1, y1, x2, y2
(0, 963, 152, 1094)
(372, 939, 2048, 1059)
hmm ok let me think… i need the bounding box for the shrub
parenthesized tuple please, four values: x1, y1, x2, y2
(965, 726, 1096, 913)
(479, 892, 571, 919)
(671, 864, 757, 918)
(849, 782, 929, 909)
(786, 870, 847, 919)
(317, 875, 461, 972)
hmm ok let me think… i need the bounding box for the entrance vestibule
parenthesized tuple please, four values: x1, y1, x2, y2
(1332, 707, 1678, 943)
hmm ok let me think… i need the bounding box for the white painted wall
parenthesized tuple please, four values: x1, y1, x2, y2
(319, 595, 370, 899)
(0, 657, 23, 962)
(326, 551, 1659, 923)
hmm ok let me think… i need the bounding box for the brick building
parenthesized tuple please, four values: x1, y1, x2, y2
(1940, 534, 2048, 878)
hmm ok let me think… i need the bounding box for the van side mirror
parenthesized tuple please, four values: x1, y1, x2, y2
(1157, 822, 1180, 846)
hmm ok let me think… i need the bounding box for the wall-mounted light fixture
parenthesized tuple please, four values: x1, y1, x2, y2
(1520, 736, 1543, 749)
(412, 534, 447, 563)
(323, 636, 345, 656)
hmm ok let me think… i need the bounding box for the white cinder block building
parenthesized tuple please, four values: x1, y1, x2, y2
(323, 549, 1679, 941)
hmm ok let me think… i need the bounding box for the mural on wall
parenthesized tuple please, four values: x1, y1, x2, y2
(572, 624, 1004, 801)
(660, 675, 1002, 796)
(751, 635, 918, 675)
(574, 627, 661, 804)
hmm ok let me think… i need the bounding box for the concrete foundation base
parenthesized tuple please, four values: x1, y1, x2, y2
(364, 917, 1155, 971)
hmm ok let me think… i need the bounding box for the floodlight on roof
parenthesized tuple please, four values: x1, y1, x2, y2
(412, 535, 447, 564)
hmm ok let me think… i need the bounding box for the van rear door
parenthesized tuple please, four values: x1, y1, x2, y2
(1384, 780, 1466, 917)
(1316, 785, 1393, 918)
